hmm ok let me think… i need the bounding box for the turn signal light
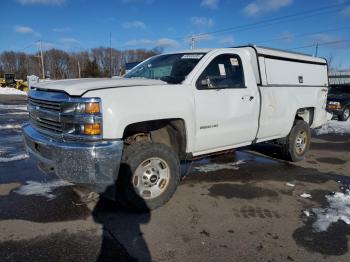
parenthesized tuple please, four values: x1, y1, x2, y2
(85, 102, 100, 114)
(83, 123, 101, 135)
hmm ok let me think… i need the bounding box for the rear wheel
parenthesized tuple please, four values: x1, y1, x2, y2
(281, 120, 311, 162)
(339, 107, 349, 121)
(117, 142, 180, 211)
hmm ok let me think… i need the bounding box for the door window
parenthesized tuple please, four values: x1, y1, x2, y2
(197, 54, 245, 89)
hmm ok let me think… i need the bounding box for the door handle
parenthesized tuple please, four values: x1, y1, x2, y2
(242, 95, 254, 101)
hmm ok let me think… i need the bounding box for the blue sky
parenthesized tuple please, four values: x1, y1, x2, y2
(1, 0, 350, 68)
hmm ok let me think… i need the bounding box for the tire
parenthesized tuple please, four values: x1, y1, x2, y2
(281, 120, 311, 162)
(117, 142, 180, 211)
(339, 107, 349, 121)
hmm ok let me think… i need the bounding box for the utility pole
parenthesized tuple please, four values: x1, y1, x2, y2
(190, 35, 195, 50)
(109, 32, 112, 78)
(77, 60, 81, 78)
(39, 40, 45, 79)
(315, 43, 319, 57)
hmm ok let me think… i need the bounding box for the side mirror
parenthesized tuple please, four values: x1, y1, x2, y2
(201, 77, 215, 89)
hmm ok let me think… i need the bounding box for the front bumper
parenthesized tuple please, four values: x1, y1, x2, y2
(22, 124, 123, 193)
(326, 107, 343, 116)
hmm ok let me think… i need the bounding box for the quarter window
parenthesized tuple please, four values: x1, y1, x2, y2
(197, 54, 245, 89)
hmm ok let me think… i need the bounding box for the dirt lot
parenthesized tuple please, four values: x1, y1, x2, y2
(0, 94, 349, 262)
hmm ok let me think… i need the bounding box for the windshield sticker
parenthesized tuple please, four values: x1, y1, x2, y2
(230, 58, 239, 66)
(218, 64, 226, 76)
(181, 54, 204, 59)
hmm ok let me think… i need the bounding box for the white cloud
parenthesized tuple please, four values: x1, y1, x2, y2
(18, 0, 66, 5)
(125, 39, 154, 46)
(279, 31, 294, 43)
(125, 38, 179, 49)
(310, 34, 349, 49)
(220, 36, 235, 46)
(59, 37, 80, 45)
(121, 0, 154, 4)
(14, 25, 40, 37)
(311, 34, 343, 44)
(340, 6, 350, 18)
(155, 38, 180, 49)
(243, 0, 293, 16)
(52, 26, 71, 32)
(122, 20, 146, 29)
(191, 17, 214, 28)
(200, 0, 219, 9)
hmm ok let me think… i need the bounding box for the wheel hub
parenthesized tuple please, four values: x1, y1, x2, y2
(142, 167, 160, 187)
(133, 157, 170, 199)
(295, 130, 307, 155)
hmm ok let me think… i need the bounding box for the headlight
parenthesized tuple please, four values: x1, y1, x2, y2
(68, 99, 102, 137)
(327, 101, 341, 109)
(328, 101, 340, 105)
(82, 123, 101, 135)
(74, 102, 100, 114)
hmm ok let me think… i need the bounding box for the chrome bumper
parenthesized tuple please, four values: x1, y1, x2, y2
(22, 123, 123, 193)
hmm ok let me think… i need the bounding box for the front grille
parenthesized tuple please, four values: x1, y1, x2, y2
(29, 114, 63, 133)
(28, 97, 61, 112)
(28, 97, 63, 135)
(27, 89, 102, 140)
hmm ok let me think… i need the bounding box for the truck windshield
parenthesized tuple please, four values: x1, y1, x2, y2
(329, 86, 350, 94)
(124, 53, 206, 84)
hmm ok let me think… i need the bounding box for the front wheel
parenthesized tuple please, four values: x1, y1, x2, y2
(339, 107, 349, 121)
(117, 142, 180, 211)
(281, 120, 311, 162)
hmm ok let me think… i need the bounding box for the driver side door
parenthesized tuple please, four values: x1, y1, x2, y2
(193, 53, 259, 154)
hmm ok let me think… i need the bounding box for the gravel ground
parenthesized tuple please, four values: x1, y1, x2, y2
(0, 94, 349, 262)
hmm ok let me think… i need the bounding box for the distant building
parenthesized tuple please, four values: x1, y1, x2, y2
(329, 71, 350, 86)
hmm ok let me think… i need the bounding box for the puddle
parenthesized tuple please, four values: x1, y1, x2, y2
(293, 190, 350, 256)
(293, 218, 350, 256)
(0, 153, 28, 163)
(15, 180, 73, 199)
(208, 183, 278, 200)
(316, 157, 346, 165)
(193, 160, 245, 173)
(0, 185, 90, 222)
(0, 230, 136, 262)
(235, 150, 279, 164)
(0, 124, 22, 130)
(0, 104, 27, 111)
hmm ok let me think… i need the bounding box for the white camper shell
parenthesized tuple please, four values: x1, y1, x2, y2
(239, 46, 328, 87)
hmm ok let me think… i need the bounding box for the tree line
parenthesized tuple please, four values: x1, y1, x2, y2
(0, 47, 163, 80)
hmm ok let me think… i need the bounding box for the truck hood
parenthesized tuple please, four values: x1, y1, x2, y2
(32, 78, 166, 96)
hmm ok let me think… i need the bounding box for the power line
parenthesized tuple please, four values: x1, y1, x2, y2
(252, 25, 350, 46)
(175, 1, 350, 44)
(289, 39, 350, 51)
(17, 43, 36, 52)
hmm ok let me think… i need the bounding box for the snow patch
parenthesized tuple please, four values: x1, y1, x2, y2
(300, 193, 312, 198)
(304, 210, 310, 217)
(0, 104, 27, 111)
(194, 160, 245, 173)
(5, 111, 29, 115)
(0, 87, 27, 96)
(312, 120, 350, 135)
(0, 153, 29, 162)
(15, 180, 73, 199)
(0, 124, 21, 130)
(312, 191, 350, 232)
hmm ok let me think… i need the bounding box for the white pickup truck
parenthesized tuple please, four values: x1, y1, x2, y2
(22, 46, 329, 210)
